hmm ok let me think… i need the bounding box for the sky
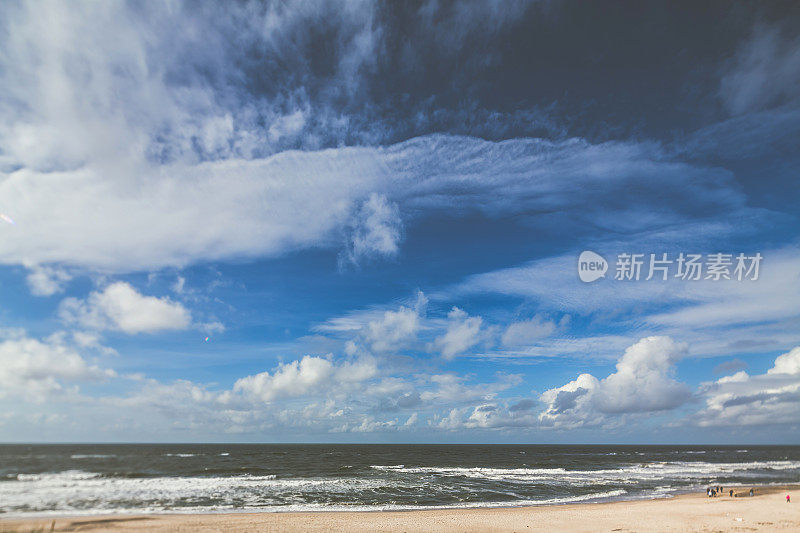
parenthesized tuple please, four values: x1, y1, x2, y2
(0, 0, 799, 444)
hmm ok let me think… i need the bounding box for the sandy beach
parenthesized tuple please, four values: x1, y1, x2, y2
(2, 485, 797, 533)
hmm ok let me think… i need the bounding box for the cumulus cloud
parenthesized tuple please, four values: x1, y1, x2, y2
(539, 336, 690, 428)
(313, 291, 427, 354)
(419, 373, 519, 406)
(364, 307, 420, 352)
(432, 399, 535, 431)
(771, 347, 800, 375)
(596, 336, 689, 413)
(25, 265, 72, 296)
(538, 374, 602, 429)
(59, 282, 191, 334)
(0, 331, 113, 400)
(434, 307, 483, 359)
(696, 346, 800, 427)
(431, 338, 691, 432)
(53, 349, 523, 438)
(232, 355, 378, 403)
(362, 296, 425, 353)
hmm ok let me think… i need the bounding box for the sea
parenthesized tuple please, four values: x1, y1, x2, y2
(1, 444, 799, 516)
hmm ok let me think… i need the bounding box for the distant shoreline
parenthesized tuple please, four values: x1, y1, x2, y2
(3, 485, 798, 532)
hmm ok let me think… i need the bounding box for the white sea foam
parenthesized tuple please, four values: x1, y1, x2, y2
(15, 471, 102, 482)
(368, 460, 800, 485)
(369, 464, 405, 470)
(0, 480, 630, 517)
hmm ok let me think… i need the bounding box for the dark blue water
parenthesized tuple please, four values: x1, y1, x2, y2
(1, 444, 799, 515)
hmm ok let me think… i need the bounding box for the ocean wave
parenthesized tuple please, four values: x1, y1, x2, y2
(367, 460, 800, 484)
(71, 454, 116, 459)
(3, 456, 799, 517)
(0, 487, 632, 517)
(15, 471, 102, 482)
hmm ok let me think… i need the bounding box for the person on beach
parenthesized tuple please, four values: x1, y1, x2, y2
(787, 494, 791, 503)
(749, 488, 754, 497)
(730, 489, 734, 497)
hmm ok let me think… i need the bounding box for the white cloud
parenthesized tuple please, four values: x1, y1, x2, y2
(539, 336, 689, 428)
(501, 315, 566, 346)
(430, 399, 535, 431)
(267, 108, 307, 144)
(695, 346, 800, 427)
(232, 355, 377, 403)
(70, 331, 117, 357)
(0, 331, 113, 401)
(171, 276, 186, 294)
(0, 1, 383, 170)
(312, 291, 428, 355)
(420, 373, 519, 405)
(648, 249, 800, 329)
(343, 193, 403, 265)
(61, 350, 522, 438)
(0, 0, 380, 271)
(434, 307, 483, 359)
(596, 336, 689, 413)
(25, 265, 72, 296)
(59, 282, 191, 334)
(0, 135, 744, 274)
(363, 307, 419, 353)
(362, 291, 427, 353)
(538, 373, 602, 429)
(771, 346, 800, 375)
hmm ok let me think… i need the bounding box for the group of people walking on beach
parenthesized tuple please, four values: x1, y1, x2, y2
(706, 486, 754, 498)
(705, 486, 791, 503)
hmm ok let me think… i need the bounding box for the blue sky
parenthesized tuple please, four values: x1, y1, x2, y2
(0, 1, 799, 443)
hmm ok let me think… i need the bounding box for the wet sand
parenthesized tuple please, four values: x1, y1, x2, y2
(2, 485, 798, 532)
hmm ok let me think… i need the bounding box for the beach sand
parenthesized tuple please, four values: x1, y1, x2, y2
(2, 485, 798, 532)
